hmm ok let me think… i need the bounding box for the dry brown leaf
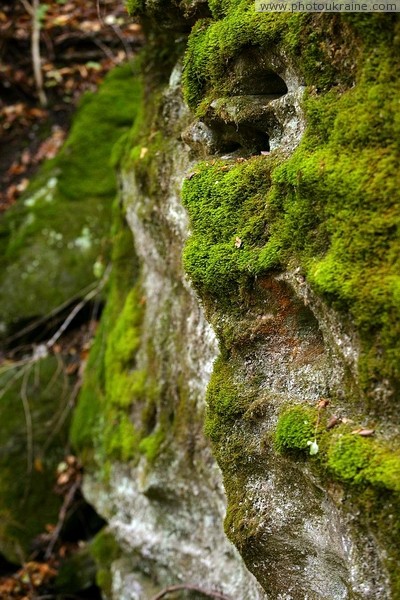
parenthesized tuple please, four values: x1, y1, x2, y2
(318, 398, 329, 409)
(326, 415, 340, 430)
(65, 362, 79, 375)
(34, 457, 44, 473)
(358, 429, 375, 437)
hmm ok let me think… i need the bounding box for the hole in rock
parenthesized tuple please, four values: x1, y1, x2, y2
(233, 68, 288, 97)
(210, 120, 271, 156)
(220, 140, 243, 154)
(60, 496, 107, 545)
(230, 48, 289, 97)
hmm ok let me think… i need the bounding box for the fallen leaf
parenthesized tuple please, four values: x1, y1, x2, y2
(318, 398, 329, 409)
(358, 429, 375, 437)
(326, 415, 340, 430)
(16, 178, 29, 192)
(65, 362, 79, 375)
(34, 457, 44, 473)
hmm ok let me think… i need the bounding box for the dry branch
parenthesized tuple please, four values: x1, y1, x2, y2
(151, 584, 232, 600)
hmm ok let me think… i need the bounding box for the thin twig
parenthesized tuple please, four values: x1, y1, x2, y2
(20, 366, 34, 477)
(109, 23, 134, 60)
(0, 362, 29, 400)
(96, 0, 104, 25)
(46, 265, 111, 349)
(5, 280, 99, 345)
(151, 584, 232, 600)
(19, 0, 33, 15)
(42, 378, 81, 453)
(45, 475, 81, 559)
(20, 0, 47, 106)
(42, 351, 64, 395)
(93, 37, 118, 61)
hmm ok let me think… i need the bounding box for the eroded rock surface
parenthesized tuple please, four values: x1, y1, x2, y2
(72, 6, 400, 600)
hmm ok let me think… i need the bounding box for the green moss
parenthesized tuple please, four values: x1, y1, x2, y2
(182, 7, 293, 110)
(90, 528, 121, 597)
(57, 63, 141, 200)
(204, 357, 249, 441)
(275, 405, 400, 494)
(138, 428, 166, 462)
(182, 6, 361, 112)
(274, 406, 316, 453)
(71, 205, 164, 471)
(0, 63, 141, 335)
(70, 215, 143, 466)
(327, 434, 400, 493)
(182, 157, 274, 302)
(182, 14, 400, 392)
(126, 0, 145, 16)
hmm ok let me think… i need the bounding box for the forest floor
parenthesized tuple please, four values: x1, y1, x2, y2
(0, 2, 143, 597)
(0, 0, 143, 211)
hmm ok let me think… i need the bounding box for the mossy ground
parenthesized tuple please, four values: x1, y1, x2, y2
(0, 63, 141, 335)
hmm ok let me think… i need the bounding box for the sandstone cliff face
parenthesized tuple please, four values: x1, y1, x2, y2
(72, 6, 400, 599)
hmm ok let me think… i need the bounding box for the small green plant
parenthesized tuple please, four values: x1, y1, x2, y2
(275, 405, 316, 453)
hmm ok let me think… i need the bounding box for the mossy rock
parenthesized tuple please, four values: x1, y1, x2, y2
(55, 544, 97, 593)
(179, 7, 400, 596)
(0, 356, 72, 563)
(182, 11, 400, 397)
(70, 208, 163, 472)
(274, 405, 316, 453)
(89, 528, 121, 598)
(0, 63, 141, 337)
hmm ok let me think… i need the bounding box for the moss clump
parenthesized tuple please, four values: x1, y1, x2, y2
(182, 8, 292, 110)
(90, 528, 121, 597)
(204, 357, 249, 441)
(182, 157, 274, 302)
(275, 405, 400, 494)
(0, 63, 141, 335)
(274, 406, 316, 453)
(327, 434, 400, 493)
